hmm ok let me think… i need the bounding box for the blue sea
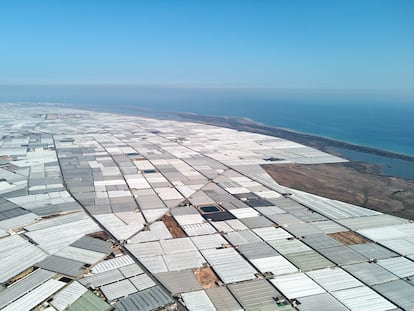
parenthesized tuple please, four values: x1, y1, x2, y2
(1, 85, 413, 178)
(2, 85, 413, 154)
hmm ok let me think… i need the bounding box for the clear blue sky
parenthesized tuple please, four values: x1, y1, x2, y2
(0, 0, 413, 89)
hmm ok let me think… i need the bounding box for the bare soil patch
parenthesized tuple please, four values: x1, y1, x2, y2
(162, 214, 187, 238)
(193, 267, 218, 289)
(263, 162, 414, 220)
(329, 231, 367, 245)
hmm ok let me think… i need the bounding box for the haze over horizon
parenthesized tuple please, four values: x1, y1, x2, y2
(1, 0, 413, 91)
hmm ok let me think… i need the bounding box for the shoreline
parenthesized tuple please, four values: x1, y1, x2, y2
(176, 112, 414, 162)
(59, 102, 414, 162)
(23, 102, 414, 178)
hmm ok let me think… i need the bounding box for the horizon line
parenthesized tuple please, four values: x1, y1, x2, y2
(1, 82, 414, 93)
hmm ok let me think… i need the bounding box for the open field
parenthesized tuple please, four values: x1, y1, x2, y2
(193, 267, 218, 289)
(263, 162, 414, 220)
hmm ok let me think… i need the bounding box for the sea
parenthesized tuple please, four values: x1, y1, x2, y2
(1, 85, 413, 178)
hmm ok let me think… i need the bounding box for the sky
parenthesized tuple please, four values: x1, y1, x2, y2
(0, 0, 413, 90)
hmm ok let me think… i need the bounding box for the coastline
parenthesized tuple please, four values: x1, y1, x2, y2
(7, 102, 414, 218)
(174, 111, 414, 218)
(47, 102, 414, 180)
(176, 112, 414, 162)
(63, 102, 414, 179)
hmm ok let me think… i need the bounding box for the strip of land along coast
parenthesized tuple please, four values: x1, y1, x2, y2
(178, 112, 414, 219)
